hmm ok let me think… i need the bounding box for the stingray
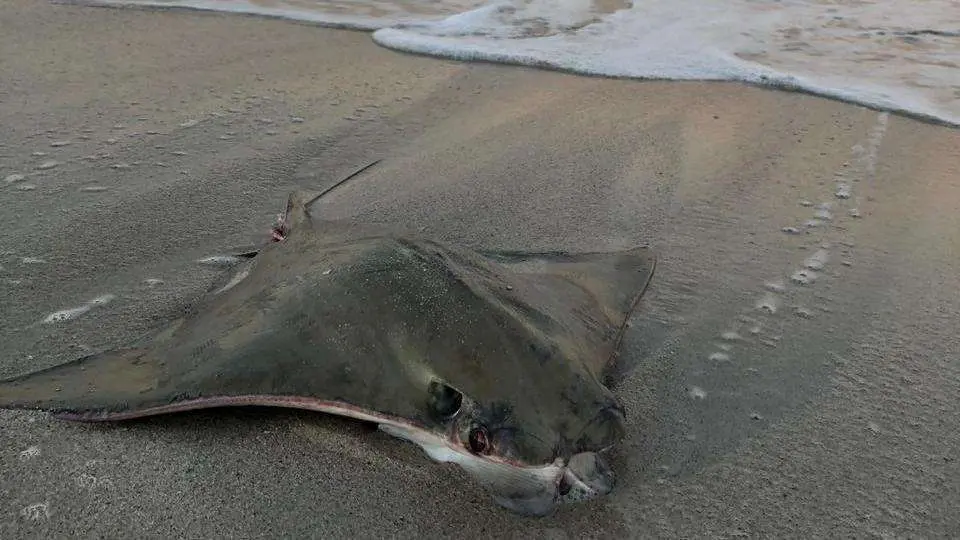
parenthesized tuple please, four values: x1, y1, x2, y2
(0, 160, 656, 516)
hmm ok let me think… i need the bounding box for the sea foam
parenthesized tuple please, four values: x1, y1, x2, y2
(72, 0, 960, 126)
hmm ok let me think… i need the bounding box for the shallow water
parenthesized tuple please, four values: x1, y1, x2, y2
(76, 0, 960, 126)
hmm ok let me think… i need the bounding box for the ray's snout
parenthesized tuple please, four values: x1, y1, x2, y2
(559, 451, 616, 502)
(551, 403, 624, 505)
(576, 402, 627, 453)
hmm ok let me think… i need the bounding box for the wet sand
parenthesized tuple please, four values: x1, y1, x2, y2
(2, 0, 959, 537)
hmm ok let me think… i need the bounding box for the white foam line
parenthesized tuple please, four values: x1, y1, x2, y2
(384, 26, 955, 127)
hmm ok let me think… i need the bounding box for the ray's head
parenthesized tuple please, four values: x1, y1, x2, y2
(372, 276, 640, 515)
(383, 365, 627, 516)
(367, 242, 651, 516)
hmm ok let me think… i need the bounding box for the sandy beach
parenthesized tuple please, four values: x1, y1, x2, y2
(2, 0, 959, 537)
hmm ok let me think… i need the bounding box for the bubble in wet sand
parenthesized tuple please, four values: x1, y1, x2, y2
(813, 202, 833, 221)
(50, 141, 71, 147)
(799, 199, 813, 207)
(781, 226, 802, 235)
(179, 119, 200, 128)
(720, 331, 742, 341)
(759, 338, 779, 348)
(21, 257, 46, 264)
(4, 173, 25, 184)
(16, 184, 37, 191)
(144, 278, 164, 286)
(764, 280, 786, 293)
(36, 160, 59, 170)
(791, 269, 817, 285)
(835, 183, 852, 199)
(793, 306, 814, 318)
(756, 292, 780, 313)
(708, 352, 731, 363)
(803, 249, 829, 271)
(80, 186, 108, 192)
(688, 386, 707, 400)
(86, 294, 114, 306)
(849, 208, 862, 218)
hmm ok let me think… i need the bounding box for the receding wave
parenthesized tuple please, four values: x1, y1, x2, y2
(70, 0, 960, 127)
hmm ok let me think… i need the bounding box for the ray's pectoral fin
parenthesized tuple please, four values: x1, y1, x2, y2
(481, 247, 657, 329)
(479, 247, 656, 378)
(0, 348, 164, 418)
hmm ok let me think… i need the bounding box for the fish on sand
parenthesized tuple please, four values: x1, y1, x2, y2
(0, 161, 656, 516)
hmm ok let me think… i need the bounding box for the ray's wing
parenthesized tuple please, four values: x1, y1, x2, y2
(0, 348, 160, 417)
(0, 341, 404, 424)
(0, 249, 342, 421)
(473, 247, 656, 382)
(0, 235, 654, 421)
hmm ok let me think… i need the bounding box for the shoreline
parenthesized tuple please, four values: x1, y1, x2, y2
(54, 0, 960, 130)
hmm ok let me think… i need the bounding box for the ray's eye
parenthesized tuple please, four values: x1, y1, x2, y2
(468, 426, 489, 454)
(427, 380, 463, 421)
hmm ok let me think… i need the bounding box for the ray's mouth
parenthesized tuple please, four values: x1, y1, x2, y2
(485, 450, 615, 517)
(557, 451, 616, 503)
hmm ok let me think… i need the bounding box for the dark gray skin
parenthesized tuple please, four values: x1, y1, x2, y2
(0, 185, 655, 516)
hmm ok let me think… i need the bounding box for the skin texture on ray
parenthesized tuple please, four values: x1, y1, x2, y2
(0, 164, 656, 516)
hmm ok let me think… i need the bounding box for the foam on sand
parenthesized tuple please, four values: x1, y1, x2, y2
(61, 0, 959, 126)
(373, 0, 960, 126)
